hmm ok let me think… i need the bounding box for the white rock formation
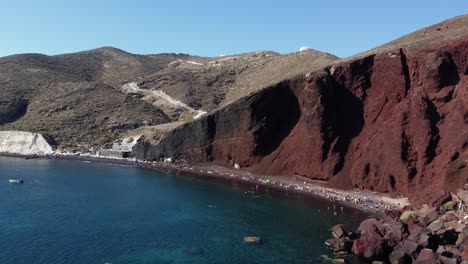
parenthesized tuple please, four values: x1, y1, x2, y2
(0, 131, 53, 155)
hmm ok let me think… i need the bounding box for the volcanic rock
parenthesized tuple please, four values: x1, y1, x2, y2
(132, 15, 468, 205)
(432, 192, 452, 208)
(415, 249, 437, 264)
(331, 224, 350, 239)
(418, 207, 440, 226)
(462, 246, 468, 260)
(389, 248, 413, 264)
(458, 190, 468, 204)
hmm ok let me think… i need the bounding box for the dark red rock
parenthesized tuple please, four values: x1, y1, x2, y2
(431, 191, 451, 208)
(352, 235, 385, 260)
(442, 212, 459, 222)
(462, 246, 468, 260)
(352, 218, 387, 259)
(456, 233, 466, 247)
(401, 239, 419, 254)
(385, 209, 403, 220)
(408, 226, 431, 243)
(418, 207, 440, 226)
(132, 16, 468, 205)
(389, 248, 413, 264)
(407, 216, 422, 234)
(427, 220, 444, 232)
(357, 218, 382, 235)
(415, 249, 437, 264)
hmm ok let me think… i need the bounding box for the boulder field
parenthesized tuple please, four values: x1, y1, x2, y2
(132, 27, 467, 205)
(325, 190, 468, 264)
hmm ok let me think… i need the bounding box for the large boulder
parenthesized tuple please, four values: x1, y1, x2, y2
(357, 218, 382, 235)
(461, 246, 468, 261)
(415, 249, 437, 264)
(417, 207, 440, 226)
(400, 239, 419, 255)
(431, 191, 451, 208)
(352, 235, 385, 260)
(331, 224, 350, 239)
(458, 189, 468, 204)
(427, 220, 444, 233)
(389, 248, 413, 264)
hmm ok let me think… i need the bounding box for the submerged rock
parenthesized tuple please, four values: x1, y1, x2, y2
(243, 236, 262, 244)
(183, 246, 205, 256)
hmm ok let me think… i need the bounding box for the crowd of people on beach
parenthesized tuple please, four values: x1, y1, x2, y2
(151, 161, 401, 213)
(41, 151, 402, 213)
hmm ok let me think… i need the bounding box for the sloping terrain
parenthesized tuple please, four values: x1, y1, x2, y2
(132, 15, 468, 204)
(0, 48, 177, 148)
(138, 49, 338, 111)
(0, 47, 338, 149)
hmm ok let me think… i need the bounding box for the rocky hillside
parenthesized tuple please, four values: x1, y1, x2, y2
(132, 15, 468, 205)
(0, 47, 337, 149)
(137, 49, 338, 111)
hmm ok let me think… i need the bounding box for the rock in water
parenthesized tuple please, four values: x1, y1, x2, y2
(243, 236, 262, 244)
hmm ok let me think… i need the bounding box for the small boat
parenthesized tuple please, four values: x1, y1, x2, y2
(9, 179, 24, 184)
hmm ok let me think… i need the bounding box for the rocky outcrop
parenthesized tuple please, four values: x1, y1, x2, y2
(132, 16, 468, 205)
(0, 131, 53, 155)
(325, 194, 468, 264)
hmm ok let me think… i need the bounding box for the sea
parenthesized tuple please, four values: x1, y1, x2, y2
(0, 156, 368, 264)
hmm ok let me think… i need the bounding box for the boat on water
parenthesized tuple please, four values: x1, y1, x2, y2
(9, 179, 24, 184)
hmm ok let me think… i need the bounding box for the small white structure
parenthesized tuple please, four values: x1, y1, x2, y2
(299, 46, 311, 52)
(234, 163, 240, 169)
(111, 136, 140, 152)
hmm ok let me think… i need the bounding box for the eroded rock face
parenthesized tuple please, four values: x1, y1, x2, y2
(133, 21, 467, 205)
(0, 131, 53, 155)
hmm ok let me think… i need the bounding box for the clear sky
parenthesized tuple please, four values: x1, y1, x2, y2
(0, 0, 466, 58)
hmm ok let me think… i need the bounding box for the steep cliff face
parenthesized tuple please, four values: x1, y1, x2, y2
(0, 131, 53, 155)
(133, 17, 467, 204)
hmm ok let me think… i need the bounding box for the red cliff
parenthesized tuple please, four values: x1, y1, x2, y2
(133, 16, 468, 205)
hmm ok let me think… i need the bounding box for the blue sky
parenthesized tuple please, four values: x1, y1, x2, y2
(0, 0, 466, 58)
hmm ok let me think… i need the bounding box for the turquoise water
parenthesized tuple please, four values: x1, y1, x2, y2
(0, 157, 367, 264)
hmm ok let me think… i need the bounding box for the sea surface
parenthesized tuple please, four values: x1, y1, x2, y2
(0, 157, 368, 264)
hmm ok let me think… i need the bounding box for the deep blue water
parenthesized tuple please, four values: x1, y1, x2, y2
(0, 157, 367, 264)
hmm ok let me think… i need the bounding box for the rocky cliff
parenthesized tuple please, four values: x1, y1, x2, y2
(133, 15, 468, 205)
(0, 47, 336, 150)
(0, 131, 53, 155)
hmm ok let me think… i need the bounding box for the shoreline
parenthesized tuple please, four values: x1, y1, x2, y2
(0, 152, 410, 216)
